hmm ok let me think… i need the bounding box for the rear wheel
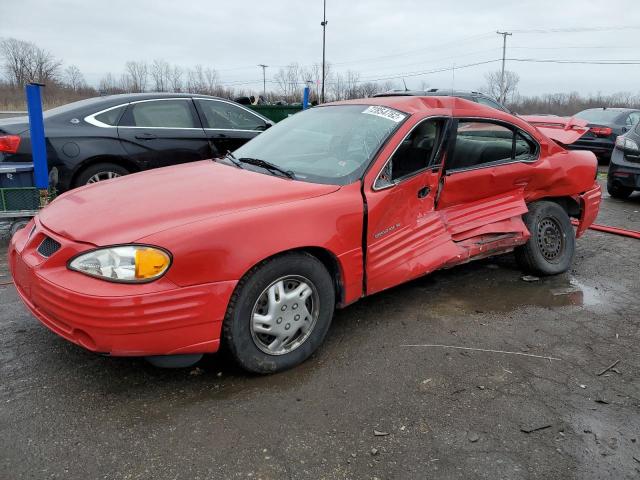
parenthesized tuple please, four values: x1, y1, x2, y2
(515, 201, 575, 276)
(607, 180, 633, 200)
(223, 252, 335, 374)
(74, 162, 129, 187)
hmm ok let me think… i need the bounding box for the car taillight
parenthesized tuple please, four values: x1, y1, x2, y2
(590, 126, 612, 137)
(0, 135, 21, 153)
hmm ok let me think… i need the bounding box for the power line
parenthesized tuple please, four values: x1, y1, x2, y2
(511, 25, 640, 34)
(508, 58, 640, 65)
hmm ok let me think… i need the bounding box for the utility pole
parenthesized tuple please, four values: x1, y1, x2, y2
(257, 64, 268, 99)
(496, 31, 512, 104)
(320, 0, 327, 103)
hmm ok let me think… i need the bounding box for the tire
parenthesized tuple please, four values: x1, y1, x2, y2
(223, 252, 335, 374)
(9, 219, 30, 238)
(515, 201, 575, 276)
(607, 180, 633, 200)
(73, 162, 130, 187)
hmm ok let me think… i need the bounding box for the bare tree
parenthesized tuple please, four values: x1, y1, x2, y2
(0, 37, 61, 86)
(98, 72, 120, 94)
(169, 65, 183, 92)
(150, 59, 171, 92)
(274, 63, 303, 102)
(124, 60, 148, 92)
(483, 70, 519, 104)
(63, 65, 86, 91)
(357, 81, 379, 98)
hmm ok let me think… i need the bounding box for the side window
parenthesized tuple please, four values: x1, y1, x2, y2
(627, 112, 640, 127)
(92, 105, 126, 126)
(449, 121, 536, 171)
(119, 100, 198, 128)
(196, 99, 266, 130)
(375, 119, 441, 188)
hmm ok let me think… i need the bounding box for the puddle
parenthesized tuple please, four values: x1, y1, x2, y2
(416, 265, 609, 315)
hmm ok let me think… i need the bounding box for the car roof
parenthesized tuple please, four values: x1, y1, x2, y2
(44, 92, 228, 117)
(577, 107, 639, 113)
(327, 95, 499, 117)
(373, 88, 488, 98)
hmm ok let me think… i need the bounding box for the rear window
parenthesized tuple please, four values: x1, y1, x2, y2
(574, 109, 622, 124)
(120, 100, 198, 128)
(93, 106, 126, 126)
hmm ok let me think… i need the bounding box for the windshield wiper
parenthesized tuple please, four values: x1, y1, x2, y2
(219, 150, 243, 169)
(237, 157, 295, 179)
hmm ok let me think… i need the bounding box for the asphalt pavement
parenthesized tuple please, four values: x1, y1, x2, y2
(1, 179, 639, 480)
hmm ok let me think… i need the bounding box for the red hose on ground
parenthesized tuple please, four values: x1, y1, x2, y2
(571, 219, 640, 239)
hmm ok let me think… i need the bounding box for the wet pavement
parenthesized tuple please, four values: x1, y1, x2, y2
(1, 182, 639, 479)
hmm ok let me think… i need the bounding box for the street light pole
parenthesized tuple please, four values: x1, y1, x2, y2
(496, 31, 512, 104)
(321, 0, 327, 103)
(258, 64, 268, 99)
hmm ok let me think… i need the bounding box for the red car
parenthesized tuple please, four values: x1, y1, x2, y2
(9, 97, 601, 373)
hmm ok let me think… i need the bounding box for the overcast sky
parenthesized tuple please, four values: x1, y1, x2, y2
(3, 0, 640, 97)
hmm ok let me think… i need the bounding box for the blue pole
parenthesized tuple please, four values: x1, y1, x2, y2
(25, 83, 49, 190)
(303, 86, 310, 109)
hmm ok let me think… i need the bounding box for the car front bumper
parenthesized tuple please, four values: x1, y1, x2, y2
(608, 148, 640, 191)
(8, 219, 237, 356)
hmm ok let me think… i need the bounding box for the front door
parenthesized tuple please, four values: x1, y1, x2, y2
(365, 118, 458, 294)
(193, 98, 271, 157)
(117, 98, 211, 170)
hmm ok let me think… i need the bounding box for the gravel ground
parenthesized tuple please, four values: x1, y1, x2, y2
(1, 180, 639, 480)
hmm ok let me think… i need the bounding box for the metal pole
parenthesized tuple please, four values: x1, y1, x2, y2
(25, 83, 49, 204)
(258, 64, 268, 99)
(496, 31, 512, 103)
(321, 0, 327, 103)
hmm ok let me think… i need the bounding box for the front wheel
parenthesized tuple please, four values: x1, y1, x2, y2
(515, 201, 575, 276)
(223, 252, 335, 374)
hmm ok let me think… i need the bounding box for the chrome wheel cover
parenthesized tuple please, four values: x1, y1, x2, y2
(250, 275, 320, 356)
(86, 171, 122, 184)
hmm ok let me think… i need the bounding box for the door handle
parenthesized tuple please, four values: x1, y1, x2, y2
(135, 133, 157, 140)
(417, 186, 431, 198)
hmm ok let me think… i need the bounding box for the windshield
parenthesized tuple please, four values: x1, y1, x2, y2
(232, 104, 406, 185)
(574, 109, 622, 124)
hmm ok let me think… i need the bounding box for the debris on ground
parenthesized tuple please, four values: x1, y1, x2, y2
(373, 430, 389, 437)
(520, 424, 552, 434)
(370, 448, 379, 456)
(521, 275, 540, 282)
(597, 360, 620, 376)
(467, 432, 480, 442)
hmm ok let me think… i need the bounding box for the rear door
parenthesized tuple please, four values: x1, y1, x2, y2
(364, 117, 458, 294)
(436, 119, 537, 244)
(193, 98, 271, 156)
(117, 98, 211, 169)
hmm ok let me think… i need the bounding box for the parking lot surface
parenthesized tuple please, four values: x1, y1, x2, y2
(1, 179, 639, 480)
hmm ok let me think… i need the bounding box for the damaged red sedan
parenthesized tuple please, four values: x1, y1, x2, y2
(9, 96, 601, 373)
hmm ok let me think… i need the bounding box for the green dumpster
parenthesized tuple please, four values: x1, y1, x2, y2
(248, 105, 303, 123)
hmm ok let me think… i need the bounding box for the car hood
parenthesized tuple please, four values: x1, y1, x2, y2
(39, 160, 340, 245)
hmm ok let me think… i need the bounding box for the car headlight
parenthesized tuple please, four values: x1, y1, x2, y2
(69, 245, 171, 283)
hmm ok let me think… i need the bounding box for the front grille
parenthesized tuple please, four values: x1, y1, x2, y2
(37, 236, 61, 257)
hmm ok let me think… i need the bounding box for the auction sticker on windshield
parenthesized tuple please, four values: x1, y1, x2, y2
(362, 105, 406, 123)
